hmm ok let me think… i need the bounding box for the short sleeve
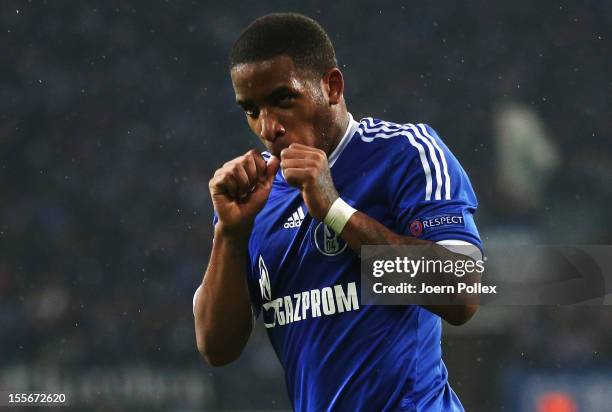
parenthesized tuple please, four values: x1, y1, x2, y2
(388, 124, 482, 249)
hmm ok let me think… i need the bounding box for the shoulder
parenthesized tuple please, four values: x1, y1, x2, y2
(356, 117, 471, 201)
(356, 117, 440, 145)
(355, 117, 445, 163)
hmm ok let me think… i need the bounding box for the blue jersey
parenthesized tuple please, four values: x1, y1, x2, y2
(229, 114, 479, 411)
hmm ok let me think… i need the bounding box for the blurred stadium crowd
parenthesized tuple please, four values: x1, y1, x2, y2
(1, 1, 610, 410)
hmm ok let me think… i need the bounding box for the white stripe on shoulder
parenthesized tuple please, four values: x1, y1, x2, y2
(406, 124, 443, 200)
(358, 120, 433, 200)
(358, 119, 449, 201)
(416, 124, 451, 200)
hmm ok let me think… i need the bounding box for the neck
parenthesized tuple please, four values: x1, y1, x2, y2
(325, 105, 350, 156)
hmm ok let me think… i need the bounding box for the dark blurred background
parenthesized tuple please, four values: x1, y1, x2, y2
(1, 0, 611, 411)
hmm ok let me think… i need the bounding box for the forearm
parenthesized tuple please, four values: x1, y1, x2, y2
(194, 225, 253, 365)
(339, 210, 479, 325)
(340, 211, 430, 250)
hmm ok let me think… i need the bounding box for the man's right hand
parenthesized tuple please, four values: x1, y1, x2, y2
(209, 149, 280, 235)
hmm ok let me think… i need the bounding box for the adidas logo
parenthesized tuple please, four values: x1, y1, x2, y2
(284, 206, 306, 228)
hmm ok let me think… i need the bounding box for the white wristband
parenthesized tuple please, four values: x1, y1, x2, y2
(324, 197, 357, 235)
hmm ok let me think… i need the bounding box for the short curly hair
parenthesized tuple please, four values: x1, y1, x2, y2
(229, 13, 338, 78)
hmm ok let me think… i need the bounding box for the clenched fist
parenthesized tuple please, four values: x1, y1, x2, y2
(281, 143, 339, 220)
(209, 149, 280, 236)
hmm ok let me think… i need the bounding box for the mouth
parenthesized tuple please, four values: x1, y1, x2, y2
(267, 142, 289, 157)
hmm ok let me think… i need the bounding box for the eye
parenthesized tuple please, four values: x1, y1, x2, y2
(276, 94, 295, 107)
(244, 106, 259, 119)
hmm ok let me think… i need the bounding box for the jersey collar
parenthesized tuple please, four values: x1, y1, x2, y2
(328, 112, 359, 168)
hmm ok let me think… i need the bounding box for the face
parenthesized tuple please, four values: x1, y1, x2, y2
(230, 55, 335, 156)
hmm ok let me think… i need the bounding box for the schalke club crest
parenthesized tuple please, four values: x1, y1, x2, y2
(313, 222, 348, 256)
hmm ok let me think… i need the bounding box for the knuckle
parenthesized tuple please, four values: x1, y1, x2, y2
(242, 156, 254, 169)
(218, 174, 231, 185)
(212, 169, 227, 182)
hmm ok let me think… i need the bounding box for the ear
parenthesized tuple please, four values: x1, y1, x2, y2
(321, 68, 344, 106)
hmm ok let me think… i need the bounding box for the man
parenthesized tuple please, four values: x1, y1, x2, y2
(194, 13, 482, 411)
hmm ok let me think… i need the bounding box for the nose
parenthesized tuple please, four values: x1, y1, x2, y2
(259, 110, 285, 143)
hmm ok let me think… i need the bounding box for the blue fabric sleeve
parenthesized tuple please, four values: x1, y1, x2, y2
(388, 124, 482, 248)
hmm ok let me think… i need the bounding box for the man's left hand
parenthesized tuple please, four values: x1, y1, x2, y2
(280, 143, 339, 220)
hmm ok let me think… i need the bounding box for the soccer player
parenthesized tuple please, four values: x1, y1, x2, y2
(194, 13, 482, 412)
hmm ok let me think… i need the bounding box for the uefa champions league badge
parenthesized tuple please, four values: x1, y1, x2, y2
(410, 220, 423, 237)
(410, 213, 465, 237)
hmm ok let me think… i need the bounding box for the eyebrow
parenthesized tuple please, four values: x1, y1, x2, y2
(236, 85, 297, 107)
